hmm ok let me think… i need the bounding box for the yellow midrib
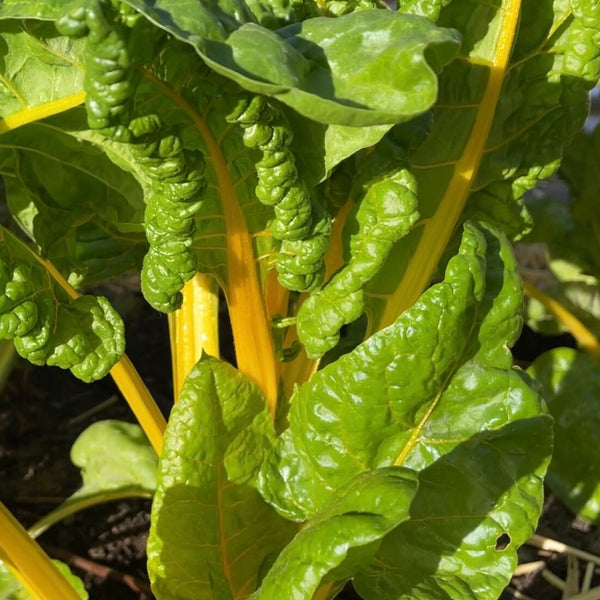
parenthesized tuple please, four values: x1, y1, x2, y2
(0, 92, 86, 134)
(377, 0, 522, 330)
(140, 70, 278, 415)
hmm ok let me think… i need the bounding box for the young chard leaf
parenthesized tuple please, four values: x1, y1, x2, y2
(260, 221, 552, 598)
(29, 420, 156, 539)
(147, 356, 297, 600)
(252, 468, 418, 600)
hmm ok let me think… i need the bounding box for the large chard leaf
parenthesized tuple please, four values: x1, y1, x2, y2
(260, 221, 552, 598)
(332, 0, 600, 339)
(118, 4, 460, 126)
(147, 355, 297, 600)
(528, 348, 600, 523)
(252, 468, 418, 600)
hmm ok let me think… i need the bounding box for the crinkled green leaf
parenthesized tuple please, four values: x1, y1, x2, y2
(252, 467, 418, 600)
(528, 348, 600, 523)
(0, 226, 124, 381)
(0, 559, 87, 600)
(147, 356, 297, 600)
(122, 4, 461, 126)
(297, 166, 419, 357)
(260, 221, 552, 598)
(353, 416, 550, 600)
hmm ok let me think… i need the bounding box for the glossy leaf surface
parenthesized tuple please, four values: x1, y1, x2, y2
(147, 356, 296, 600)
(0, 227, 124, 382)
(252, 468, 418, 600)
(0, 19, 85, 117)
(528, 348, 600, 523)
(121, 4, 460, 126)
(260, 221, 552, 598)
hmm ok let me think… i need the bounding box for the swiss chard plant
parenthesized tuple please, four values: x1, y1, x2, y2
(0, 0, 598, 598)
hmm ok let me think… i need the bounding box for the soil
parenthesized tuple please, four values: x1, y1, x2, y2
(1, 289, 598, 600)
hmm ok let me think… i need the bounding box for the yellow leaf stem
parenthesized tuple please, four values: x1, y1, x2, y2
(0, 92, 86, 134)
(523, 280, 600, 356)
(0, 502, 82, 600)
(377, 0, 521, 329)
(110, 357, 166, 455)
(168, 273, 220, 400)
(140, 69, 279, 417)
(36, 255, 166, 455)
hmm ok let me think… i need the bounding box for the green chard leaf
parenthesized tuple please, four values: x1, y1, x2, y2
(297, 160, 419, 357)
(0, 227, 124, 381)
(119, 3, 461, 126)
(147, 356, 297, 600)
(70, 419, 156, 497)
(0, 111, 146, 287)
(528, 348, 600, 523)
(252, 468, 418, 600)
(0, 559, 87, 600)
(0, 19, 85, 118)
(260, 221, 552, 598)
(0, 18, 146, 287)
